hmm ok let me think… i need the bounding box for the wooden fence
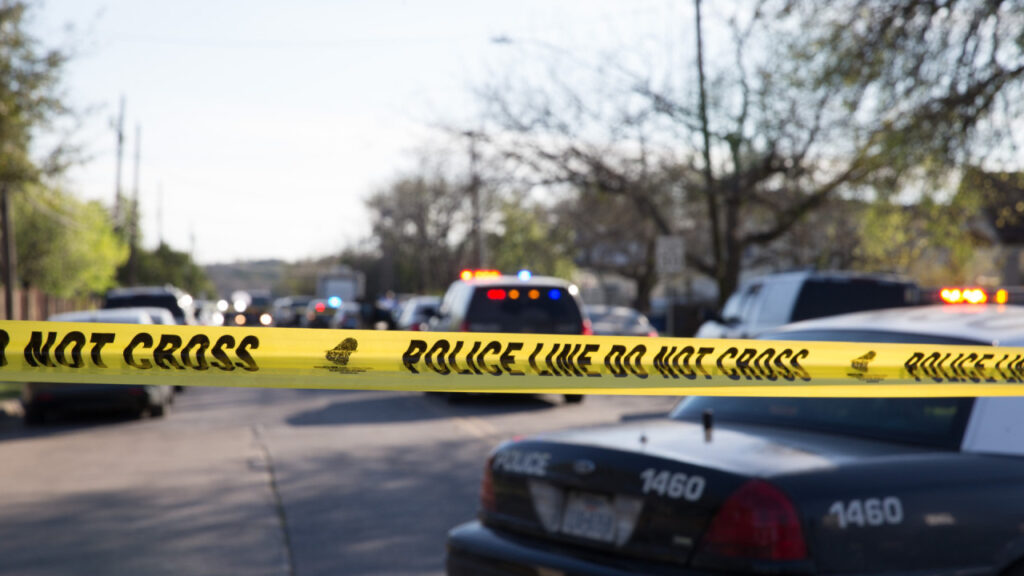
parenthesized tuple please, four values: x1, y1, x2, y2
(0, 288, 100, 321)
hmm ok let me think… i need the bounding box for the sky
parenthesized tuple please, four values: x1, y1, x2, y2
(32, 0, 699, 265)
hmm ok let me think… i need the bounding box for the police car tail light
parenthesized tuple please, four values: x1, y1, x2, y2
(697, 479, 807, 562)
(480, 458, 496, 512)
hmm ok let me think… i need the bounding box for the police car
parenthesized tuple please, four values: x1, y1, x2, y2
(429, 269, 591, 403)
(447, 303, 1024, 575)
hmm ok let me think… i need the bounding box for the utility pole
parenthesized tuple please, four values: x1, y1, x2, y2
(113, 96, 125, 230)
(694, 0, 724, 306)
(157, 181, 164, 246)
(465, 130, 485, 268)
(127, 123, 141, 285)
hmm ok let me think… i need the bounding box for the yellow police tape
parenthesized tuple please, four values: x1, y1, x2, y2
(0, 320, 1023, 396)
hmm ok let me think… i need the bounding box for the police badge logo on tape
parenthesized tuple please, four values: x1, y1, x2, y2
(848, 350, 885, 383)
(316, 338, 369, 375)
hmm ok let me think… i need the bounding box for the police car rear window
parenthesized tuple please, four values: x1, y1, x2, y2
(673, 328, 979, 449)
(673, 396, 972, 450)
(466, 285, 583, 334)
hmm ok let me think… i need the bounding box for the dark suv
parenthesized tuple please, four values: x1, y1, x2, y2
(103, 285, 197, 325)
(429, 272, 591, 402)
(695, 270, 921, 339)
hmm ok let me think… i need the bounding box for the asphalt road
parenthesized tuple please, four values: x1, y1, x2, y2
(0, 386, 679, 576)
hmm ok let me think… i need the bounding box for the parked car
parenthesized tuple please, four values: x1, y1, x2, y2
(396, 295, 441, 331)
(302, 297, 339, 328)
(103, 285, 197, 325)
(22, 308, 176, 424)
(272, 295, 313, 327)
(225, 291, 274, 326)
(695, 270, 921, 339)
(585, 304, 658, 337)
(447, 303, 1024, 576)
(328, 301, 363, 329)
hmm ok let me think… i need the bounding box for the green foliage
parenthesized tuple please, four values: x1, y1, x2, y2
(790, 1, 1024, 173)
(0, 2, 71, 185)
(121, 242, 217, 298)
(14, 184, 127, 297)
(487, 198, 575, 280)
(853, 197, 976, 286)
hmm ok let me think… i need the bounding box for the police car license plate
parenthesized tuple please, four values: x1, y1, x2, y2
(560, 491, 616, 543)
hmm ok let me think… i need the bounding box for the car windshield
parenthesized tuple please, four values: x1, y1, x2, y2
(105, 294, 184, 320)
(672, 329, 980, 449)
(466, 285, 582, 333)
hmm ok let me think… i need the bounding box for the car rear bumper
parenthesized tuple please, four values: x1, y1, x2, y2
(446, 521, 704, 576)
(446, 521, 994, 576)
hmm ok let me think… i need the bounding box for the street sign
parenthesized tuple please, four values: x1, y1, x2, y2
(656, 235, 686, 276)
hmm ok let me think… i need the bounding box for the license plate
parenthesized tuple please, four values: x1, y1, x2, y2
(560, 491, 616, 543)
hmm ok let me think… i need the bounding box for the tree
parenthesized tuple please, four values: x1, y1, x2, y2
(486, 196, 575, 281)
(14, 184, 126, 298)
(789, 0, 1024, 176)
(0, 2, 71, 186)
(474, 2, 1024, 306)
(0, 1, 75, 315)
(120, 242, 216, 297)
(365, 165, 471, 294)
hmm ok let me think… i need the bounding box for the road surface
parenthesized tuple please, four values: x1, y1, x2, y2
(0, 386, 678, 576)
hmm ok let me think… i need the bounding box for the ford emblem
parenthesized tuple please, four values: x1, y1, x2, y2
(573, 459, 596, 475)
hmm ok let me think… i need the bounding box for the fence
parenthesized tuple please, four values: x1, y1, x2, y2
(0, 288, 100, 321)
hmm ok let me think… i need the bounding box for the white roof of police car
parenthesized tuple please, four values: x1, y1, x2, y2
(768, 303, 1024, 347)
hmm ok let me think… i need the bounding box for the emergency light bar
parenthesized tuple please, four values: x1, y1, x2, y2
(939, 287, 1009, 305)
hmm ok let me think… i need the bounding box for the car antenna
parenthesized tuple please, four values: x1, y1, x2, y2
(702, 409, 714, 443)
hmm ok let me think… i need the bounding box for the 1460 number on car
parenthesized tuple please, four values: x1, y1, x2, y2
(639, 468, 706, 501)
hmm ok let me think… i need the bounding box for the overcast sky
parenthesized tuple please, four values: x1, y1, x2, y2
(34, 0, 699, 264)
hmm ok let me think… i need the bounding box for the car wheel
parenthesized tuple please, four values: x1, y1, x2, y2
(564, 394, 584, 404)
(23, 405, 45, 426)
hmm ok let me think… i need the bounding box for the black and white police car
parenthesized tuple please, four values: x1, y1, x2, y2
(447, 303, 1024, 575)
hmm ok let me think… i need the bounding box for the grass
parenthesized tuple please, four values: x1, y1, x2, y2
(0, 382, 20, 401)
